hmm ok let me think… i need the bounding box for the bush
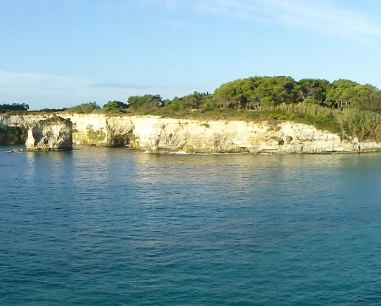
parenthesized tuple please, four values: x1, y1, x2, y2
(67, 102, 100, 114)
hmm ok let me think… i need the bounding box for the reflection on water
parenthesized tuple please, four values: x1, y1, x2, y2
(7, 148, 381, 211)
(25, 151, 36, 178)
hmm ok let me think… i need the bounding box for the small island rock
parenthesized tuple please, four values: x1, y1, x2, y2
(25, 116, 73, 151)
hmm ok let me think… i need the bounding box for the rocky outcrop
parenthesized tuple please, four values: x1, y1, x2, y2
(1, 113, 381, 153)
(25, 116, 73, 151)
(0, 126, 27, 145)
(124, 117, 381, 153)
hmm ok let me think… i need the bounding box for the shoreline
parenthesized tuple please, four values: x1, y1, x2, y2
(2, 114, 381, 154)
(2, 144, 381, 155)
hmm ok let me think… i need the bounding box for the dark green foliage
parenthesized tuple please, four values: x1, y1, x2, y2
(103, 101, 129, 114)
(67, 102, 100, 114)
(213, 76, 297, 110)
(296, 79, 330, 102)
(209, 76, 381, 112)
(0, 125, 27, 145)
(0, 103, 29, 113)
(127, 95, 163, 113)
(33, 108, 66, 113)
(41, 116, 70, 124)
(169, 92, 212, 111)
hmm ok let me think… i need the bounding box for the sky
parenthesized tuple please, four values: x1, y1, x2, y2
(1, 0, 381, 109)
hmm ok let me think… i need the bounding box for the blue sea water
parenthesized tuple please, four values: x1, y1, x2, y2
(1, 147, 381, 305)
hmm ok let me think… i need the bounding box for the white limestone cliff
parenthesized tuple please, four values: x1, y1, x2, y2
(25, 116, 73, 151)
(1, 113, 381, 153)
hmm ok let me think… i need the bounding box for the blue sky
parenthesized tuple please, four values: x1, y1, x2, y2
(1, 0, 381, 109)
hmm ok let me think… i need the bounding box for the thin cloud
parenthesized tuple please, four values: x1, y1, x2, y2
(89, 83, 153, 90)
(89, 82, 199, 91)
(0, 71, 88, 88)
(191, 0, 381, 42)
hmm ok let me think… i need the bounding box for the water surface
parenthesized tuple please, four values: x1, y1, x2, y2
(1, 147, 381, 305)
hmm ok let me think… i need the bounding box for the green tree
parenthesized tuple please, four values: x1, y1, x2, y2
(103, 101, 129, 113)
(0, 103, 29, 113)
(296, 79, 330, 102)
(127, 95, 162, 113)
(67, 102, 100, 113)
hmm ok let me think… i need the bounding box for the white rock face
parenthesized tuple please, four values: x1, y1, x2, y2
(1, 113, 381, 153)
(25, 117, 73, 151)
(127, 117, 381, 153)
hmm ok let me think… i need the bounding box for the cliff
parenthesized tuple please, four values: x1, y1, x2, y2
(25, 116, 73, 151)
(0, 126, 27, 145)
(1, 113, 381, 153)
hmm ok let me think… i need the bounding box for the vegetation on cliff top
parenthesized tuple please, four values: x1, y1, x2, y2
(0, 103, 29, 114)
(0, 125, 27, 145)
(2, 76, 381, 141)
(39, 116, 71, 125)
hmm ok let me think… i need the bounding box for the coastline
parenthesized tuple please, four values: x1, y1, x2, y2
(1, 113, 381, 154)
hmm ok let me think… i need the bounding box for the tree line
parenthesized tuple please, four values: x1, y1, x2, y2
(124, 77, 381, 113)
(67, 76, 380, 114)
(2, 76, 381, 114)
(0, 103, 29, 113)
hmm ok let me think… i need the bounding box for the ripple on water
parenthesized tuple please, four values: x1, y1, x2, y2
(1, 148, 381, 305)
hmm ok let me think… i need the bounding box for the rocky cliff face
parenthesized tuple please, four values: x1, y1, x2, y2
(25, 116, 73, 151)
(0, 126, 26, 145)
(1, 113, 381, 153)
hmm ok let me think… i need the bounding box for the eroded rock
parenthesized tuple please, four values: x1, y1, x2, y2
(2, 113, 381, 153)
(25, 116, 73, 151)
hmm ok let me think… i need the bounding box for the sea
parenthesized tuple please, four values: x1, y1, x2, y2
(1, 146, 381, 305)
